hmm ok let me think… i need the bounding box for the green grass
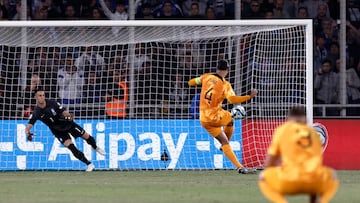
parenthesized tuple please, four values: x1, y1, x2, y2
(0, 170, 358, 203)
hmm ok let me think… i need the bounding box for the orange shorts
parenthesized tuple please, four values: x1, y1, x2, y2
(261, 166, 337, 195)
(200, 109, 233, 137)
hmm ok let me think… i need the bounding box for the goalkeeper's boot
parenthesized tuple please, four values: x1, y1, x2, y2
(95, 147, 106, 156)
(86, 163, 95, 172)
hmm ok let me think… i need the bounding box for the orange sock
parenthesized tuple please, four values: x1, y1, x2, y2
(224, 125, 234, 140)
(222, 144, 243, 168)
(320, 180, 339, 203)
(258, 180, 287, 203)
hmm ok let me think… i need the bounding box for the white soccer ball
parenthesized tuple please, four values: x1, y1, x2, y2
(312, 122, 329, 151)
(231, 105, 246, 119)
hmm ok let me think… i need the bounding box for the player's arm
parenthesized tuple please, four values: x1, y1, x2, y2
(25, 124, 33, 136)
(226, 83, 258, 104)
(264, 126, 283, 168)
(188, 77, 202, 87)
(55, 101, 73, 120)
(25, 113, 37, 141)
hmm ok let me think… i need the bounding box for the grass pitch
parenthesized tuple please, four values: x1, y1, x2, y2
(0, 170, 358, 203)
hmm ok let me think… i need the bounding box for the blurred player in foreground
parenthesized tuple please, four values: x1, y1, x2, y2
(188, 60, 258, 174)
(25, 88, 105, 172)
(258, 106, 339, 203)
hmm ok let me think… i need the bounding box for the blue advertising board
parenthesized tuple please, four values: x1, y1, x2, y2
(0, 120, 242, 170)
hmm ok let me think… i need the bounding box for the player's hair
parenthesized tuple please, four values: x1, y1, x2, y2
(288, 106, 306, 117)
(217, 60, 229, 70)
(322, 59, 332, 66)
(32, 87, 44, 97)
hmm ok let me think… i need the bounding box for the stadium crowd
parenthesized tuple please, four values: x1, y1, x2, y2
(0, 0, 360, 118)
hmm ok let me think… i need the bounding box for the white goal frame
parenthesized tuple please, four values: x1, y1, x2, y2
(0, 20, 313, 170)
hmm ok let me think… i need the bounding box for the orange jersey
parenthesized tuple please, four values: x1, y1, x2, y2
(268, 121, 323, 182)
(198, 73, 235, 123)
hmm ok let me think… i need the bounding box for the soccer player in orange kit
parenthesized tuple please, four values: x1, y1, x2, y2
(258, 106, 339, 203)
(188, 60, 258, 174)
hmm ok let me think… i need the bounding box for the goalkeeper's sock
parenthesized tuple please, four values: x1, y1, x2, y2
(258, 180, 287, 203)
(68, 144, 91, 165)
(224, 124, 234, 141)
(221, 144, 243, 169)
(86, 136, 97, 149)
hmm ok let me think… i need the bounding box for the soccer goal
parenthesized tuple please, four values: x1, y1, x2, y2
(0, 20, 312, 170)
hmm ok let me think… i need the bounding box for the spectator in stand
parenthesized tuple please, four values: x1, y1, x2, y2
(33, 5, 49, 20)
(99, 0, 128, 20)
(297, 6, 308, 18)
(12, 1, 31, 20)
(264, 10, 274, 19)
(189, 93, 200, 119)
(154, 0, 183, 19)
(314, 35, 328, 74)
(346, 61, 360, 116)
(23, 73, 42, 118)
(243, 1, 263, 19)
(314, 59, 339, 116)
(205, 6, 217, 19)
(83, 71, 103, 103)
(99, 0, 128, 35)
(33, 0, 61, 19)
(169, 70, 188, 104)
(63, 4, 78, 20)
(57, 56, 84, 107)
(89, 7, 106, 20)
(82, 71, 104, 117)
(187, 2, 203, 19)
(346, 21, 360, 68)
(111, 50, 129, 80)
(303, 0, 330, 18)
(168, 70, 189, 116)
(327, 42, 339, 70)
(135, 3, 154, 19)
(319, 18, 338, 49)
(272, 0, 290, 18)
(182, 0, 207, 17)
(0, 3, 8, 20)
(135, 61, 158, 117)
(104, 70, 128, 118)
(314, 3, 332, 34)
(75, 46, 106, 76)
(134, 43, 150, 74)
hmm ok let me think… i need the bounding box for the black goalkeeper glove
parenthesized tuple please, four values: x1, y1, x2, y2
(27, 133, 34, 141)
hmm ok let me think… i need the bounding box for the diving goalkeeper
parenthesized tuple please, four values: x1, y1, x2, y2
(188, 60, 258, 174)
(25, 88, 105, 172)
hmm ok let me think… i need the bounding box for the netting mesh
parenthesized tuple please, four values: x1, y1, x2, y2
(0, 23, 309, 170)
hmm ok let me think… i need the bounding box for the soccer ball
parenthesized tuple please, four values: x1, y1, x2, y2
(231, 105, 246, 119)
(312, 122, 329, 151)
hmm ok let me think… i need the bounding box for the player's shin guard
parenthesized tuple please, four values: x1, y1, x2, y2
(221, 144, 243, 169)
(68, 144, 91, 165)
(224, 122, 234, 141)
(258, 181, 287, 203)
(86, 136, 97, 149)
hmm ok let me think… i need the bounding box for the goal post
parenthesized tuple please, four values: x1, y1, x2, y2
(0, 20, 313, 170)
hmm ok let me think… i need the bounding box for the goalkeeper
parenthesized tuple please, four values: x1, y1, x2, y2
(188, 60, 258, 174)
(25, 88, 105, 172)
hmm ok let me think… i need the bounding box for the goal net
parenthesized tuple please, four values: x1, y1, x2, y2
(0, 20, 312, 170)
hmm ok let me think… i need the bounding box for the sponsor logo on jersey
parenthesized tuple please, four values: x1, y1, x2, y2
(51, 108, 56, 116)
